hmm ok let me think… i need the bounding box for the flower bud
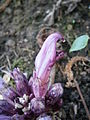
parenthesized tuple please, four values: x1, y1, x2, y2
(45, 83, 63, 106)
(30, 98, 45, 115)
(11, 68, 30, 95)
(36, 114, 52, 120)
(3, 87, 17, 101)
(32, 33, 64, 98)
(11, 114, 25, 120)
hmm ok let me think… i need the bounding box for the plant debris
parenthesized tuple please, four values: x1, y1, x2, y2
(36, 27, 57, 48)
(65, 56, 89, 87)
(43, 0, 62, 26)
(0, 0, 11, 13)
(65, 56, 90, 120)
(62, 0, 81, 15)
(44, 0, 81, 25)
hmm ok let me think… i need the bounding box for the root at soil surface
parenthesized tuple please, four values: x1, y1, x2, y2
(0, 0, 11, 13)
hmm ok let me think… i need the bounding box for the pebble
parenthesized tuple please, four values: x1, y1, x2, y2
(5, 39, 15, 48)
(24, 38, 28, 43)
(5, 7, 12, 14)
(3, 74, 10, 84)
(67, 24, 73, 31)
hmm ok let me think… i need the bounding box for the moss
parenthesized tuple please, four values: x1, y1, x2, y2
(12, 58, 26, 71)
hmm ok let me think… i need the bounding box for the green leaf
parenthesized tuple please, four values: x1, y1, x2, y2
(69, 35, 89, 53)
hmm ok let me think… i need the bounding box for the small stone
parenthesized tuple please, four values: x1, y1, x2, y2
(72, 20, 75, 24)
(5, 7, 12, 14)
(86, 26, 89, 30)
(67, 24, 73, 31)
(3, 74, 10, 84)
(88, 5, 90, 9)
(24, 38, 28, 43)
(14, 9, 22, 16)
(5, 39, 15, 49)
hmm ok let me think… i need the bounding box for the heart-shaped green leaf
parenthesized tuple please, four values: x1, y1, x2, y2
(69, 35, 89, 53)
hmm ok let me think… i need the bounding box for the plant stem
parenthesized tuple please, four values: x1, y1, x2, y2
(74, 79, 90, 120)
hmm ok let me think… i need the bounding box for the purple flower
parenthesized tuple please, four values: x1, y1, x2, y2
(36, 114, 52, 120)
(30, 33, 64, 98)
(0, 74, 27, 120)
(30, 98, 45, 115)
(11, 68, 30, 95)
(45, 83, 63, 106)
(0, 33, 64, 120)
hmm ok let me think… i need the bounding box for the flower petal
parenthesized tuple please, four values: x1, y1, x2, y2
(11, 68, 30, 95)
(0, 77, 15, 106)
(0, 115, 11, 120)
(32, 77, 49, 98)
(3, 87, 17, 101)
(45, 83, 63, 106)
(11, 114, 25, 120)
(32, 33, 64, 98)
(35, 32, 64, 79)
(0, 100, 15, 115)
(36, 114, 52, 120)
(30, 98, 45, 115)
(0, 77, 7, 90)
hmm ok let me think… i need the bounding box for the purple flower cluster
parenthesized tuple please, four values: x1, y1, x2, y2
(0, 33, 64, 120)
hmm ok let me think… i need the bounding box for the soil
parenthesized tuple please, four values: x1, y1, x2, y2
(0, 0, 90, 120)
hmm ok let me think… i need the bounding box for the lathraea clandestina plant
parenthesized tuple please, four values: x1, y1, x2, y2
(0, 32, 64, 120)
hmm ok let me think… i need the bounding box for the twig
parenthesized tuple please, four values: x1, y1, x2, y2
(0, 53, 6, 60)
(74, 79, 90, 120)
(62, 0, 81, 5)
(62, 0, 81, 15)
(13, 50, 18, 58)
(0, 0, 11, 13)
(43, 5, 55, 26)
(57, 63, 65, 76)
(43, 0, 62, 25)
(6, 55, 11, 69)
(0, 66, 6, 71)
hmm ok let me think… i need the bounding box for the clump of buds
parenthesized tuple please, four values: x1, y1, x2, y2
(0, 33, 65, 120)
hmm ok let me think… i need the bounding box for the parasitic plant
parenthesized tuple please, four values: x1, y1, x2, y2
(0, 33, 64, 120)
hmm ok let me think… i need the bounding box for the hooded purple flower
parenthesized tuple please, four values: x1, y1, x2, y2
(0, 32, 64, 120)
(0, 76, 26, 120)
(30, 32, 64, 98)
